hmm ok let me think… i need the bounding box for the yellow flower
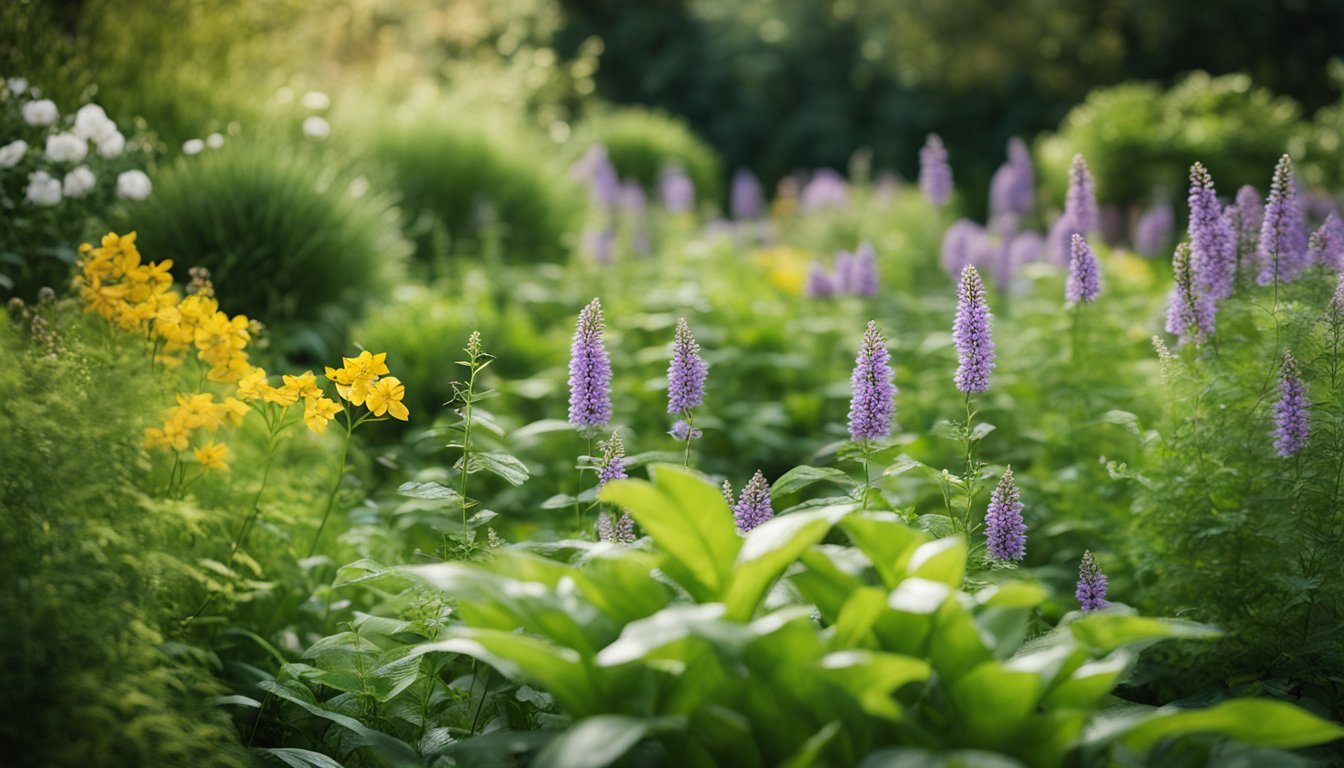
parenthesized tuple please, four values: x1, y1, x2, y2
(325, 351, 389, 406)
(194, 442, 229, 471)
(207, 352, 252, 384)
(145, 418, 190, 451)
(236, 368, 270, 401)
(281, 370, 322, 400)
(173, 392, 223, 432)
(303, 396, 342, 433)
(221, 396, 249, 427)
(364, 376, 409, 421)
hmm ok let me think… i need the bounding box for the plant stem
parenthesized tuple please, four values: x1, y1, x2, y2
(963, 392, 977, 535)
(681, 410, 694, 468)
(308, 408, 353, 557)
(459, 365, 478, 538)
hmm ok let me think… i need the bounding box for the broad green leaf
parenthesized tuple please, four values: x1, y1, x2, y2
(859, 748, 1028, 767)
(975, 581, 1048, 608)
(818, 651, 931, 720)
(949, 661, 1043, 748)
(601, 468, 741, 600)
(596, 604, 740, 666)
(873, 579, 951, 655)
(780, 721, 843, 768)
(770, 465, 857, 500)
(929, 597, 991, 681)
(257, 747, 346, 768)
(906, 536, 967, 587)
(367, 653, 423, 702)
(839, 512, 928, 589)
(1118, 699, 1344, 750)
(1068, 612, 1220, 653)
(511, 418, 575, 440)
(1042, 652, 1132, 710)
(258, 681, 418, 762)
(832, 587, 890, 650)
(463, 450, 530, 486)
(723, 505, 851, 620)
(533, 715, 670, 768)
(571, 550, 671, 625)
(793, 546, 867, 622)
(412, 630, 599, 715)
(541, 493, 578, 509)
(397, 481, 462, 502)
(881, 455, 927, 478)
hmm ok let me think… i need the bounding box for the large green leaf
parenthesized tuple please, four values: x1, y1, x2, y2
(596, 604, 743, 667)
(600, 468, 741, 600)
(873, 578, 952, 655)
(571, 549, 672, 625)
(533, 715, 676, 768)
(906, 536, 967, 588)
(859, 748, 1028, 768)
(412, 630, 599, 716)
(1068, 612, 1220, 653)
(948, 661, 1044, 748)
(832, 587, 891, 650)
(818, 651, 931, 720)
(258, 681, 419, 764)
(1116, 699, 1344, 751)
(839, 512, 928, 590)
(780, 721, 844, 768)
(723, 505, 851, 620)
(771, 465, 857, 500)
(462, 449, 530, 486)
(1041, 652, 1132, 711)
(257, 747, 346, 768)
(793, 546, 868, 622)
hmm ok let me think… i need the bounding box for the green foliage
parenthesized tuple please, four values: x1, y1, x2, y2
(370, 115, 579, 265)
(126, 140, 409, 359)
(1038, 72, 1302, 205)
(576, 106, 722, 205)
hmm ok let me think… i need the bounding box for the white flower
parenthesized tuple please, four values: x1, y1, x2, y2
(183, 138, 205, 155)
(25, 170, 62, 206)
(95, 129, 125, 158)
(62, 166, 96, 198)
(6, 77, 27, 96)
(302, 116, 330, 139)
(301, 90, 330, 110)
(205, 132, 225, 149)
(73, 104, 115, 140)
(0, 139, 27, 168)
(116, 169, 152, 201)
(44, 132, 88, 163)
(21, 99, 58, 126)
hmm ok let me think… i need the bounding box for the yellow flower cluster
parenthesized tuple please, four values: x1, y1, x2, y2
(325, 351, 409, 421)
(144, 392, 247, 470)
(236, 367, 344, 433)
(77, 231, 254, 382)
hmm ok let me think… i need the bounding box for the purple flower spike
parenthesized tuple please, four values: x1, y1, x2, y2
(989, 137, 1035, 221)
(835, 250, 857, 293)
(852, 241, 879, 296)
(1065, 154, 1097, 234)
(1076, 550, 1110, 611)
(1273, 351, 1310, 458)
(597, 431, 628, 489)
(1309, 213, 1344, 271)
(800, 168, 849, 212)
(568, 298, 613, 433)
(941, 219, 987, 278)
(731, 168, 764, 221)
(659, 164, 695, 214)
(920, 134, 953, 207)
(848, 321, 897, 443)
(1165, 243, 1216, 345)
(1187, 163, 1237, 300)
(953, 266, 995, 394)
(576, 144, 620, 210)
(805, 261, 837, 298)
(1256, 155, 1310, 286)
(597, 511, 636, 544)
(985, 466, 1026, 561)
(1132, 202, 1174, 257)
(667, 317, 708, 414)
(733, 470, 774, 533)
(1230, 184, 1263, 270)
(1067, 233, 1102, 305)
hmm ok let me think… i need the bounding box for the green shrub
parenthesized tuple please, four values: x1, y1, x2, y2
(126, 139, 409, 360)
(577, 106, 722, 206)
(1038, 72, 1302, 206)
(370, 116, 579, 265)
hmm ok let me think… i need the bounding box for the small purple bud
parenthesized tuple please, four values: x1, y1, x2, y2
(1076, 550, 1110, 611)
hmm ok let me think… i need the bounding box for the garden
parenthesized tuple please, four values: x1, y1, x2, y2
(4, 1, 1344, 766)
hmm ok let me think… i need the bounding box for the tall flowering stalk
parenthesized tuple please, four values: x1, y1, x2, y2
(1076, 550, 1110, 611)
(984, 466, 1026, 561)
(568, 298, 612, 523)
(595, 432, 635, 543)
(733, 470, 774, 533)
(1273, 351, 1309, 458)
(1256, 154, 1309, 290)
(919, 134, 952, 207)
(852, 241, 879, 296)
(1165, 243, 1216, 345)
(848, 321, 897, 505)
(667, 317, 708, 467)
(1066, 233, 1101, 306)
(1187, 162, 1236, 300)
(953, 266, 995, 394)
(1309, 214, 1343, 271)
(1065, 154, 1097, 235)
(451, 332, 491, 537)
(1229, 184, 1263, 273)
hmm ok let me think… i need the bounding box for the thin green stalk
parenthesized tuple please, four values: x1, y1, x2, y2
(459, 370, 477, 537)
(681, 410, 695, 469)
(308, 407, 354, 557)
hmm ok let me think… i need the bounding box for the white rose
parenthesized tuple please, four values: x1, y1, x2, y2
(25, 170, 62, 206)
(205, 132, 224, 149)
(95, 129, 125, 158)
(116, 169, 152, 201)
(21, 99, 58, 126)
(6, 77, 27, 96)
(183, 138, 205, 155)
(73, 104, 114, 140)
(0, 139, 27, 168)
(62, 166, 96, 198)
(44, 132, 89, 163)
(302, 116, 330, 139)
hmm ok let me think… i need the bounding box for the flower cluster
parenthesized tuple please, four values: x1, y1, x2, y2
(667, 318, 708, 414)
(953, 266, 995, 394)
(1165, 243, 1216, 345)
(324, 350, 409, 421)
(143, 391, 248, 471)
(568, 298, 613, 433)
(1066, 233, 1101, 305)
(596, 431, 629, 489)
(597, 511, 636, 544)
(984, 467, 1027, 561)
(848, 321, 897, 443)
(919, 134, 953, 207)
(1273, 351, 1309, 458)
(806, 242, 879, 298)
(1256, 154, 1309, 286)
(732, 470, 774, 534)
(1076, 550, 1110, 611)
(1187, 163, 1236, 300)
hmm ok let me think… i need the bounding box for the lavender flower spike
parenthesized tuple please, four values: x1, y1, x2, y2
(985, 466, 1026, 561)
(1132, 202, 1173, 257)
(1165, 243, 1216, 344)
(1066, 233, 1101, 305)
(659, 164, 695, 214)
(848, 321, 898, 443)
(568, 298, 613, 433)
(920, 134, 953, 207)
(1065, 154, 1097, 234)
(597, 511, 636, 544)
(1187, 163, 1237, 300)
(734, 470, 774, 533)
(667, 317, 708, 414)
(596, 431, 628, 489)
(1256, 155, 1309, 286)
(1230, 184, 1263, 269)
(805, 261, 837, 298)
(1076, 550, 1110, 611)
(731, 168, 764, 221)
(1309, 213, 1344, 272)
(1273, 351, 1310, 458)
(852, 241, 879, 296)
(953, 266, 995, 393)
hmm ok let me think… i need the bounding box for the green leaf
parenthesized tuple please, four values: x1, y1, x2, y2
(257, 747, 347, 768)
(1118, 699, 1344, 750)
(832, 587, 891, 649)
(881, 455, 927, 478)
(1068, 613, 1220, 653)
(818, 651, 931, 720)
(464, 450, 530, 486)
(413, 629, 599, 715)
(533, 715, 672, 768)
(397, 481, 462, 502)
(859, 748, 1028, 768)
(770, 466, 857, 500)
(975, 582, 1048, 608)
(600, 468, 741, 601)
(839, 512, 929, 590)
(723, 505, 851, 620)
(596, 604, 741, 666)
(541, 493, 578, 510)
(512, 418, 575, 440)
(258, 681, 418, 763)
(949, 661, 1044, 748)
(906, 536, 967, 588)
(779, 721, 844, 768)
(792, 546, 867, 622)
(970, 422, 996, 441)
(1042, 652, 1132, 710)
